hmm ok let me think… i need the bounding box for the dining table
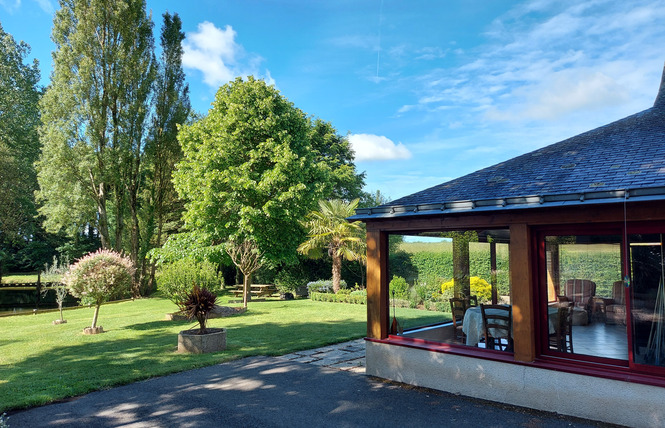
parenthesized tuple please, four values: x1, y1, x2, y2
(462, 305, 558, 347)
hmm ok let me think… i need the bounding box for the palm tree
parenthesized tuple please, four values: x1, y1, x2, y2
(298, 199, 365, 293)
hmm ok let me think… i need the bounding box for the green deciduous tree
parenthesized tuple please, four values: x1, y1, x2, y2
(0, 23, 42, 277)
(174, 77, 330, 269)
(309, 119, 365, 201)
(298, 199, 365, 293)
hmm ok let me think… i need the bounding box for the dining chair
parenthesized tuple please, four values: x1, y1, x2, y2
(549, 302, 574, 353)
(449, 297, 470, 342)
(468, 295, 478, 307)
(480, 304, 513, 351)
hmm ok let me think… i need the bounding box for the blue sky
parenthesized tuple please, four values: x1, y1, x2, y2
(2, 0, 665, 201)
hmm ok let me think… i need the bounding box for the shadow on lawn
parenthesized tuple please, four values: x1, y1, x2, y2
(1, 318, 366, 412)
(122, 319, 190, 331)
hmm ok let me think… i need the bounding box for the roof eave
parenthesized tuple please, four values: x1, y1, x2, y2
(349, 186, 665, 221)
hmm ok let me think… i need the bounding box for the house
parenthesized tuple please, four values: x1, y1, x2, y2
(351, 65, 665, 427)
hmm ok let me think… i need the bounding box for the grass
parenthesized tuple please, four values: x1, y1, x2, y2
(0, 292, 448, 412)
(0, 274, 41, 284)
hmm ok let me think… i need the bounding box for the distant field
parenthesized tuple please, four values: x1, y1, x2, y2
(399, 240, 509, 257)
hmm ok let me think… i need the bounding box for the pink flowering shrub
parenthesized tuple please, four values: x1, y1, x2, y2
(63, 249, 135, 329)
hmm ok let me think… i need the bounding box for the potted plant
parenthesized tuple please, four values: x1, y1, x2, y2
(63, 249, 134, 334)
(177, 284, 226, 354)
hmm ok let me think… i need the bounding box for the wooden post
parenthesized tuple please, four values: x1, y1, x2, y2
(490, 240, 498, 304)
(546, 240, 560, 301)
(510, 223, 536, 362)
(366, 228, 389, 339)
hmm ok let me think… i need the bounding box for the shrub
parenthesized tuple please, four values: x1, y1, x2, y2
(42, 255, 70, 283)
(307, 279, 347, 294)
(63, 249, 135, 329)
(440, 276, 492, 303)
(389, 275, 409, 300)
(414, 281, 441, 304)
(157, 259, 222, 308)
(310, 291, 366, 304)
(275, 265, 308, 294)
(178, 285, 217, 334)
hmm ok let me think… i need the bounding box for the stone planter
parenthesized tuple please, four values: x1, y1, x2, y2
(83, 326, 104, 334)
(178, 328, 226, 354)
(52, 319, 67, 325)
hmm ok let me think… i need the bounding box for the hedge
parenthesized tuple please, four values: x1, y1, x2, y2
(310, 291, 366, 305)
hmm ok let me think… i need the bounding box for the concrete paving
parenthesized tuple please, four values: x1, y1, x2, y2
(8, 339, 615, 428)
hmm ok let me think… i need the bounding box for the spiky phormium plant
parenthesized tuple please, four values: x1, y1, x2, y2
(178, 284, 217, 334)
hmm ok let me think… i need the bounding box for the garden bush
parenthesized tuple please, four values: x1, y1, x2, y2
(157, 259, 223, 308)
(307, 279, 347, 294)
(440, 276, 493, 303)
(274, 264, 309, 294)
(389, 275, 409, 300)
(63, 249, 134, 329)
(413, 281, 441, 304)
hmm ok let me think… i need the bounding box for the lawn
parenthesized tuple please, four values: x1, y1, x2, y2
(0, 274, 41, 284)
(0, 292, 449, 412)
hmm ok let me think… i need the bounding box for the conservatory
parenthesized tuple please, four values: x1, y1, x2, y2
(351, 65, 665, 427)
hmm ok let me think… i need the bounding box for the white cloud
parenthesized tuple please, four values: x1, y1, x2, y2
(1, 0, 53, 15)
(34, 0, 52, 14)
(408, 0, 665, 127)
(486, 70, 628, 121)
(183, 21, 272, 88)
(349, 134, 412, 162)
(0, 0, 21, 13)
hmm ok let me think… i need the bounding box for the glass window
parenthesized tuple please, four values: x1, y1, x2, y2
(628, 233, 665, 369)
(388, 229, 511, 351)
(542, 234, 628, 361)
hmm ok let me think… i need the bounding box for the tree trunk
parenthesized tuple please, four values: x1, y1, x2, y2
(242, 273, 252, 309)
(129, 199, 141, 298)
(332, 253, 342, 293)
(452, 235, 471, 298)
(91, 304, 101, 328)
(96, 184, 112, 249)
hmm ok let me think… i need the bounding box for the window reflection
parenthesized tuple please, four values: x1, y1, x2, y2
(389, 229, 511, 351)
(629, 234, 665, 367)
(543, 235, 627, 361)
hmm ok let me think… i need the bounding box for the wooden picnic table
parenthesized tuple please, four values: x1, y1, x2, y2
(232, 284, 277, 298)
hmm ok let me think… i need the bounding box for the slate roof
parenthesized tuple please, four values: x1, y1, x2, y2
(352, 65, 665, 221)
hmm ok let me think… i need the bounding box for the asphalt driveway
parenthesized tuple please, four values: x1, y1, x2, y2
(7, 349, 615, 428)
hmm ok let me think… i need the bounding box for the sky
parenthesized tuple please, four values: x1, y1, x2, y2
(2, 0, 665, 201)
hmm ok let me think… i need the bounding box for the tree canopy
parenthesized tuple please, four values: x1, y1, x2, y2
(0, 22, 44, 276)
(0, 23, 42, 243)
(174, 77, 333, 266)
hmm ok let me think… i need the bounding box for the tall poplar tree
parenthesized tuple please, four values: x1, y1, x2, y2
(37, 0, 155, 261)
(142, 12, 190, 292)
